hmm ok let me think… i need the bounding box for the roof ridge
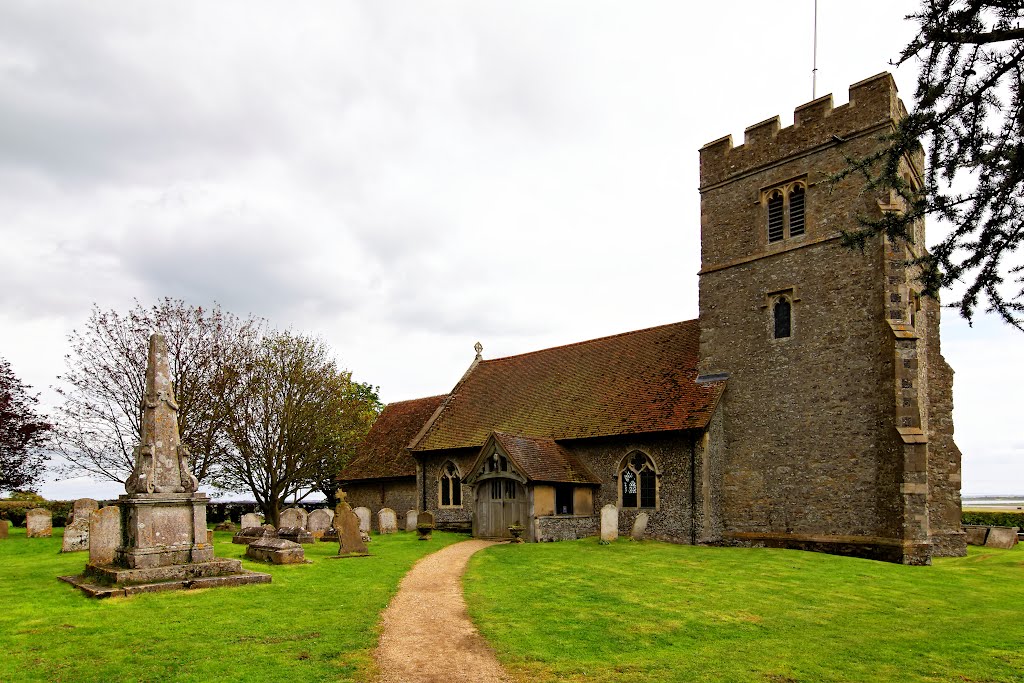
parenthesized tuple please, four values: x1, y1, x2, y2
(386, 393, 449, 407)
(482, 318, 698, 365)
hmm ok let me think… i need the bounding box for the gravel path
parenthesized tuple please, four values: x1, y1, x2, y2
(374, 539, 511, 683)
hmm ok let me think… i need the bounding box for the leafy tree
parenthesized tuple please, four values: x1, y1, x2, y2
(0, 357, 52, 493)
(55, 299, 263, 484)
(212, 330, 378, 526)
(839, 1, 1024, 328)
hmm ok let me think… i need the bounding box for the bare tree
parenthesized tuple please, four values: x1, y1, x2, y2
(838, 1, 1024, 327)
(212, 330, 377, 526)
(0, 357, 52, 493)
(55, 299, 262, 484)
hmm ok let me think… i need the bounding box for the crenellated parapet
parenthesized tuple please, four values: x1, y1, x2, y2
(700, 72, 907, 189)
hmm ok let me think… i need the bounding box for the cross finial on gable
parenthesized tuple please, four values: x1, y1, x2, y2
(474, 341, 483, 360)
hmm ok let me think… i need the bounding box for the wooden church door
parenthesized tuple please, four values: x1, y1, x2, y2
(477, 478, 527, 538)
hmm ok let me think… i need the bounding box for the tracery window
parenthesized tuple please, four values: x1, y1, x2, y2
(620, 452, 657, 509)
(439, 462, 462, 507)
(764, 180, 807, 243)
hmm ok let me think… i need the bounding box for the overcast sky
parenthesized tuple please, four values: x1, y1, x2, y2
(1, 1, 1019, 499)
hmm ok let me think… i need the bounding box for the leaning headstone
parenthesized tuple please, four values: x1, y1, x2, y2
(378, 507, 398, 534)
(964, 525, 989, 546)
(405, 510, 417, 531)
(0, 520, 9, 539)
(353, 507, 371, 533)
(600, 504, 618, 543)
(277, 526, 315, 544)
(985, 526, 1019, 549)
(279, 507, 308, 530)
(232, 524, 277, 545)
(416, 511, 434, 541)
(26, 508, 52, 538)
(88, 506, 121, 565)
(240, 513, 262, 529)
(61, 515, 91, 553)
(307, 509, 333, 540)
(335, 505, 368, 556)
(246, 538, 306, 564)
(69, 498, 99, 525)
(630, 512, 649, 541)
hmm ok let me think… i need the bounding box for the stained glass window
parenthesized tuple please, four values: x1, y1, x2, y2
(620, 452, 657, 509)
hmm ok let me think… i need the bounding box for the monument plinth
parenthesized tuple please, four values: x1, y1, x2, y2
(60, 334, 271, 597)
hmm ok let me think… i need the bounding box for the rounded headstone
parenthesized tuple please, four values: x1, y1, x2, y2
(279, 507, 308, 530)
(377, 507, 398, 534)
(69, 498, 99, 525)
(240, 513, 262, 529)
(353, 507, 371, 533)
(405, 509, 417, 531)
(630, 512, 649, 541)
(307, 509, 333, 539)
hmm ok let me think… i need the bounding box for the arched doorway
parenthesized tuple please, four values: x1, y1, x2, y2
(475, 477, 527, 538)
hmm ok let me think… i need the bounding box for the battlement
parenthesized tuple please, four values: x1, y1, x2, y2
(700, 72, 906, 188)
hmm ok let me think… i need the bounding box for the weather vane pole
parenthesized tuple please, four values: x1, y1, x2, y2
(812, 0, 819, 99)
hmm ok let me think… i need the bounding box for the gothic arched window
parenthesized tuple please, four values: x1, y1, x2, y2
(620, 452, 657, 509)
(439, 462, 462, 507)
(773, 297, 792, 339)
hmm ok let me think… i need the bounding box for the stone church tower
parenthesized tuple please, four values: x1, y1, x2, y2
(697, 73, 965, 564)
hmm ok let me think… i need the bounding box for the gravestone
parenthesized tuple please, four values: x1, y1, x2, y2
(416, 511, 434, 541)
(600, 504, 618, 543)
(307, 509, 333, 540)
(232, 524, 277, 545)
(206, 529, 214, 544)
(60, 334, 271, 597)
(61, 516, 91, 553)
(0, 519, 8, 539)
(246, 538, 306, 564)
(964, 525, 989, 546)
(213, 521, 236, 532)
(378, 507, 398, 534)
(89, 507, 121, 565)
(985, 526, 1019, 549)
(630, 512, 649, 541)
(277, 527, 315, 544)
(279, 507, 308, 530)
(335, 504, 368, 556)
(405, 510, 417, 531)
(360, 530, 371, 544)
(353, 507, 371, 533)
(26, 508, 52, 538)
(69, 498, 99, 525)
(240, 513, 262, 529)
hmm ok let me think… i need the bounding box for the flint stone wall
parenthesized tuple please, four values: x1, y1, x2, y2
(536, 515, 597, 542)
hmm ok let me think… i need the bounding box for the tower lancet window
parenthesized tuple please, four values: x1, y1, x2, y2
(764, 180, 807, 243)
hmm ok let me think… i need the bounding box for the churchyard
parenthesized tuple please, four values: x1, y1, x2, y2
(0, 524, 1022, 682)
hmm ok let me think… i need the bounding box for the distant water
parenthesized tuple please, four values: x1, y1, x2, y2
(963, 495, 1024, 508)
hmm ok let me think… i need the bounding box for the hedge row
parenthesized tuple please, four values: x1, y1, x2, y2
(961, 510, 1024, 529)
(0, 500, 79, 528)
(0, 499, 327, 527)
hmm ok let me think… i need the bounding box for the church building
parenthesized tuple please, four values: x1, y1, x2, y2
(339, 73, 966, 564)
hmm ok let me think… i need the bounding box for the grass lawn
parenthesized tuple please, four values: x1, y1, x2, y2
(0, 526, 462, 683)
(465, 538, 1024, 683)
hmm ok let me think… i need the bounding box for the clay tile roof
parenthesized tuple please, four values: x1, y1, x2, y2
(492, 432, 600, 484)
(339, 394, 448, 482)
(413, 319, 724, 452)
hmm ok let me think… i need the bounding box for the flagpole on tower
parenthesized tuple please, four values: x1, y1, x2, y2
(812, 0, 819, 99)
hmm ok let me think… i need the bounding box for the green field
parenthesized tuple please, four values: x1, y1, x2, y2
(0, 527, 462, 683)
(465, 538, 1024, 683)
(3, 529, 1022, 682)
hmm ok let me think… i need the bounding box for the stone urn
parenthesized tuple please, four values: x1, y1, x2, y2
(508, 524, 525, 543)
(416, 523, 433, 541)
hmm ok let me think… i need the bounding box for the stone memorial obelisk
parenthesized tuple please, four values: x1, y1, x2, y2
(60, 334, 270, 597)
(117, 334, 211, 568)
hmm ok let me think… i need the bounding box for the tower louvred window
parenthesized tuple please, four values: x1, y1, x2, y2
(767, 191, 785, 242)
(765, 181, 807, 242)
(788, 185, 805, 236)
